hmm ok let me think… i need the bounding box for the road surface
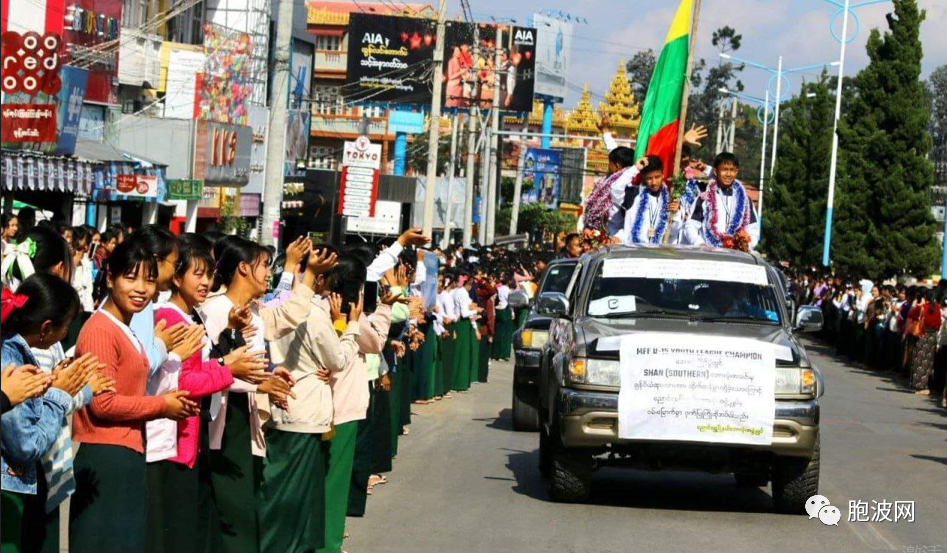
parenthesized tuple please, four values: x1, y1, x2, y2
(346, 338, 947, 553)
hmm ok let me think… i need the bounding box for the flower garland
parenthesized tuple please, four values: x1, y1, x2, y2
(630, 184, 669, 244)
(703, 180, 750, 249)
(682, 180, 701, 210)
(583, 166, 632, 230)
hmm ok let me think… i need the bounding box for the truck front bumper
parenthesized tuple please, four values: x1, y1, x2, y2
(557, 388, 819, 457)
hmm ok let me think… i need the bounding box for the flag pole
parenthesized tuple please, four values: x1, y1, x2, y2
(664, 0, 702, 244)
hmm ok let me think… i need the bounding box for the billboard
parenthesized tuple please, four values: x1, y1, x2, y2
(193, 121, 253, 186)
(531, 14, 571, 101)
(52, 64, 89, 155)
(442, 22, 536, 112)
(344, 13, 437, 105)
(200, 24, 253, 125)
(521, 147, 561, 208)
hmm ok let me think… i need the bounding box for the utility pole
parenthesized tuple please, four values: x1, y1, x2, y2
(442, 113, 460, 249)
(823, 0, 850, 266)
(421, 0, 448, 239)
(758, 89, 770, 231)
(768, 55, 784, 179)
(463, 25, 480, 247)
(509, 122, 528, 236)
(715, 99, 726, 153)
(728, 97, 737, 150)
(478, 125, 490, 245)
(260, 0, 294, 247)
(484, 26, 503, 245)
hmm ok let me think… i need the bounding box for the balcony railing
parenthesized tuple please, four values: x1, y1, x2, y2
(315, 50, 346, 72)
(309, 114, 388, 137)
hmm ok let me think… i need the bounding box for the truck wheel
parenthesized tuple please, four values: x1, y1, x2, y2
(549, 448, 592, 503)
(538, 423, 551, 479)
(772, 435, 820, 514)
(512, 380, 540, 432)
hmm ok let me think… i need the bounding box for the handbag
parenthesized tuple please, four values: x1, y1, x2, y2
(906, 316, 924, 338)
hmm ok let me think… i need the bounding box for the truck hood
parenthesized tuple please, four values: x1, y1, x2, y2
(577, 317, 805, 366)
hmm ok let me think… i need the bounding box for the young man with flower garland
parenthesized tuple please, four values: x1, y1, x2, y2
(614, 156, 684, 245)
(683, 152, 760, 251)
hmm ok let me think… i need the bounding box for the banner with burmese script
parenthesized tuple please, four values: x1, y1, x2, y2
(344, 13, 437, 105)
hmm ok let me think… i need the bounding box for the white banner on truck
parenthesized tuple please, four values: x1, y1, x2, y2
(618, 333, 776, 446)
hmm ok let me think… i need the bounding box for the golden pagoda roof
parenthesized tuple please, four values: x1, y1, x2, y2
(563, 85, 600, 135)
(597, 58, 640, 133)
(503, 99, 567, 127)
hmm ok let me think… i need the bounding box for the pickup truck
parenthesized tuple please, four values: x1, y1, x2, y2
(509, 258, 578, 431)
(536, 246, 824, 513)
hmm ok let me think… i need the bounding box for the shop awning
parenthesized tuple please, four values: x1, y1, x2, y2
(1, 149, 101, 195)
(73, 138, 168, 202)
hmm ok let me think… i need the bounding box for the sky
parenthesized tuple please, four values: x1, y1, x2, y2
(442, 0, 947, 109)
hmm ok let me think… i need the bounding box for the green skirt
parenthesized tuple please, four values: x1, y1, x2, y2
(371, 378, 393, 474)
(440, 324, 456, 396)
(515, 307, 530, 331)
(452, 319, 473, 391)
(316, 421, 358, 553)
(208, 392, 263, 553)
(146, 460, 199, 553)
(478, 334, 491, 383)
(348, 383, 374, 518)
(1, 463, 59, 553)
(492, 308, 514, 360)
(469, 323, 480, 385)
(389, 365, 401, 458)
(258, 429, 325, 553)
(413, 324, 437, 400)
(69, 444, 147, 553)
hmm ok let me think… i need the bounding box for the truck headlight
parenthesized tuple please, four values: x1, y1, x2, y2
(586, 358, 621, 387)
(520, 329, 549, 349)
(776, 368, 816, 396)
(568, 358, 620, 387)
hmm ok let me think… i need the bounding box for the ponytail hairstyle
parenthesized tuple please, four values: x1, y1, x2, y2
(5, 225, 73, 283)
(3, 273, 80, 338)
(128, 225, 177, 261)
(212, 235, 269, 292)
(325, 254, 366, 306)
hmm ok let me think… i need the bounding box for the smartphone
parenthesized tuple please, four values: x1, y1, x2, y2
(363, 281, 379, 314)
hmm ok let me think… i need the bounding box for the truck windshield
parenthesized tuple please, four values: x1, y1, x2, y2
(586, 264, 782, 325)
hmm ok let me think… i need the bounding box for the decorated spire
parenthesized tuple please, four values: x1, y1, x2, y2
(597, 58, 640, 136)
(564, 84, 600, 135)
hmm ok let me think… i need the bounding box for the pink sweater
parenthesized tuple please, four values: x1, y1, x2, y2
(156, 306, 234, 468)
(330, 304, 392, 425)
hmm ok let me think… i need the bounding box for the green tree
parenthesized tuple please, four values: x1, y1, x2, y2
(927, 65, 947, 174)
(626, 49, 656, 101)
(761, 74, 835, 266)
(684, 27, 745, 160)
(833, 0, 938, 279)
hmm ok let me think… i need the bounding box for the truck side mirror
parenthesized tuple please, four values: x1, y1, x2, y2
(537, 292, 570, 318)
(508, 290, 530, 309)
(794, 305, 823, 333)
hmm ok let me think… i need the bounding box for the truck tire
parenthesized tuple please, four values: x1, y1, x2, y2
(772, 435, 820, 514)
(538, 423, 551, 479)
(549, 448, 592, 503)
(512, 380, 540, 432)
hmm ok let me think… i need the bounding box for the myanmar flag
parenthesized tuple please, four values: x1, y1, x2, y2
(634, 0, 693, 177)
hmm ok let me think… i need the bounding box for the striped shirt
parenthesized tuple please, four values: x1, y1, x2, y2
(30, 342, 93, 513)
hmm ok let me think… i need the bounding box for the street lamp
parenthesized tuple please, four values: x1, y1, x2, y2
(814, 0, 890, 267)
(720, 53, 839, 183)
(720, 87, 772, 232)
